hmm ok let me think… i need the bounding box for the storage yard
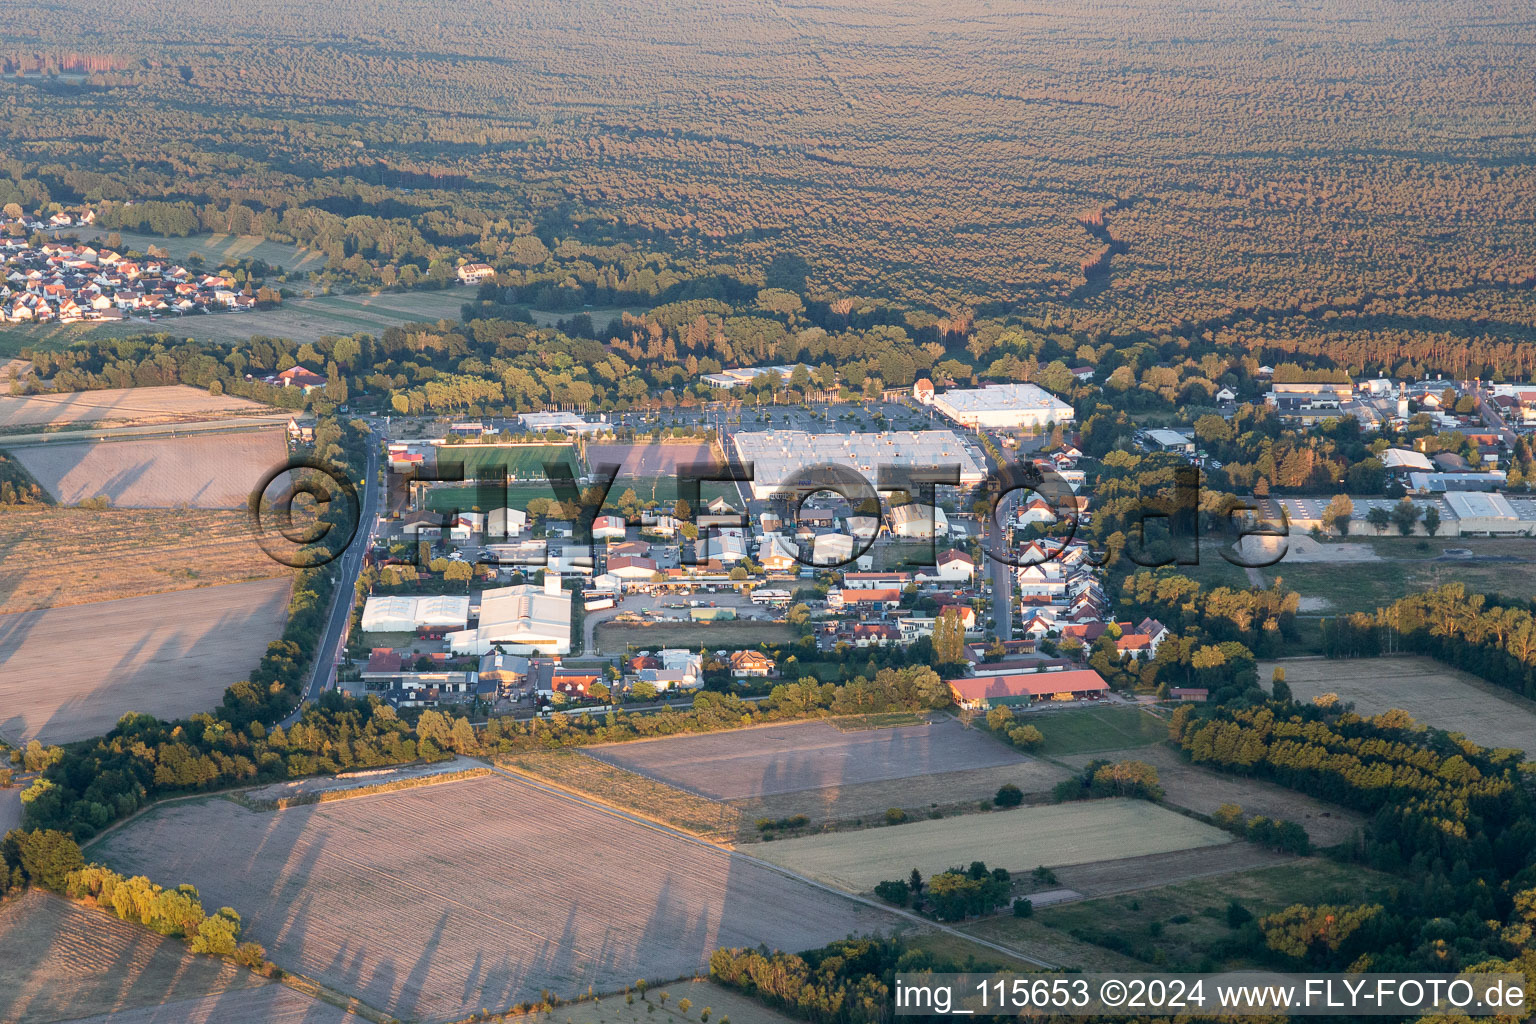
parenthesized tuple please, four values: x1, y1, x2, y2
(94, 772, 899, 1024)
(583, 718, 1026, 800)
(12, 429, 288, 508)
(0, 577, 292, 744)
(750, 798, 1232, 892)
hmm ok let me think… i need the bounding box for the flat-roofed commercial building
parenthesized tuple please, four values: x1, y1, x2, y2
(1444, 491, 1536, 535)
(447, 583, 572, 655)
(931, 383, 1075, 430)
(732, 429, 986, 499)
(361, 594, 471, 633)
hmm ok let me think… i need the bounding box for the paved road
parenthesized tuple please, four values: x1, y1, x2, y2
(280, 437, 381, 727)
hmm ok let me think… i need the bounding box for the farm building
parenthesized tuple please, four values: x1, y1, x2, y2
(361, 594, 471, 633)
(945, 668, 1109, 708)
(448, 580, 572, 655)
(931, 383, 1075, 430)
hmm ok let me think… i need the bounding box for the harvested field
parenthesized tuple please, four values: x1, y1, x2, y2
(1060, 744, 1365, 845)
(501, 750, 747, 841)
(12, 429, 287, 508)
(0, 506, 289, 615)
(1264, 655, 1536, 755)
(0, 577, 292, 745)
(62, 985, 361, 1024)
(1050, 843, 1294, 898)
(239, 755, 486, 805)
(526, 980, 799, 1024)
(0, 890, 279, 1024)
(94, 773, 898, 1024)
(584, 718, 1025, 801)
(53, 228, 325, 272)
(731, 758, 1074, 835)
(749, 798, 1230, 892)
(0, 385, 272, 431)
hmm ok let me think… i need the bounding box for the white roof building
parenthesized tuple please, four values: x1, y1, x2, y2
(361, 594, 472, 633)
(732, 430, 986, 499)
(518, 411, 605, 435)
(931, 383, 1075, 430)
(447, 582, 572, 655)
(889, 503, 950, 538)
(1381, 448, 1434, 473)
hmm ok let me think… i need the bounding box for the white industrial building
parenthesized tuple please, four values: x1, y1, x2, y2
(700, 364, 812, 390)
(889, 503, 950, 538)
(1444, 492, 1536, 535)
(518, 411, 606, 435)
(931, 383, 1075, 430)
(447, 579, 573, 655)
(361, 594, 472, 633)
(732, 430, 986, 499)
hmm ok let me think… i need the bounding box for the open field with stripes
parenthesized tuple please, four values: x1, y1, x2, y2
(0, 577, 292, 745)
(93, 772, 899, 1023)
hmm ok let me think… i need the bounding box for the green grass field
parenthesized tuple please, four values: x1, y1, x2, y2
(1034, 706, 1169, 756)
(1264, 558, 1536, 615)
(426, 482, 563, 512)
(433, 444, 578, 480)
(1022, 860, 1396, 971)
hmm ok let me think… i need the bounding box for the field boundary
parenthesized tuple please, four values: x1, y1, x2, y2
(226, 766, 490, 812)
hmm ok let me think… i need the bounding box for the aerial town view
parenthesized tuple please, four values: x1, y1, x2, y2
(2, 2, 1536, 1023)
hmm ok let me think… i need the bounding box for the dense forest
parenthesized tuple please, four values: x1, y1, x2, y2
(4, 0, 1536, 369)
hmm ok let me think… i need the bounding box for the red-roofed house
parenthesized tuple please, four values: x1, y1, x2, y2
(830, 587, 902, 610)
(274, 365, 327, 391)
(946, 669, 1109, 709)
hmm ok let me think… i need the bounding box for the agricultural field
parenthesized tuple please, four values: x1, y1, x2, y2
(11, 428, 287, 508)
(0, 506, 289, 615)
(731, 757, 1074, 836)
(500, 750, 747, 841)
(1263, 656, 1536, 755)
(1059, 744, 1365, 846)
(0, 890, 306, 1024)
(1027, 705, 1170, 756)
(1256, 557, 1536, 616)
(1014, 860, 1398, 972)
(749, 798, 1232, 892)
(594, 619, 794, 651)
(0, 385, 275, 432)
(525, 980, 800, 1024)
(53, 228, 327, 271)
(93, 773, 898, 1023)
(584, 718, 1025, 801)
(0, 577, 292, 745)
(0, 288, 471, 352)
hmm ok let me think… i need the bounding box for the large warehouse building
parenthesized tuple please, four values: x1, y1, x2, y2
(447, 581, 573, 655)
(360, 594, 471, 633)
(731, 429, 987, 499)
(932, 383, 1076, 430)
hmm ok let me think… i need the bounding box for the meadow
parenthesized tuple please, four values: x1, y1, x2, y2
(750, 798, 1232, 892)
